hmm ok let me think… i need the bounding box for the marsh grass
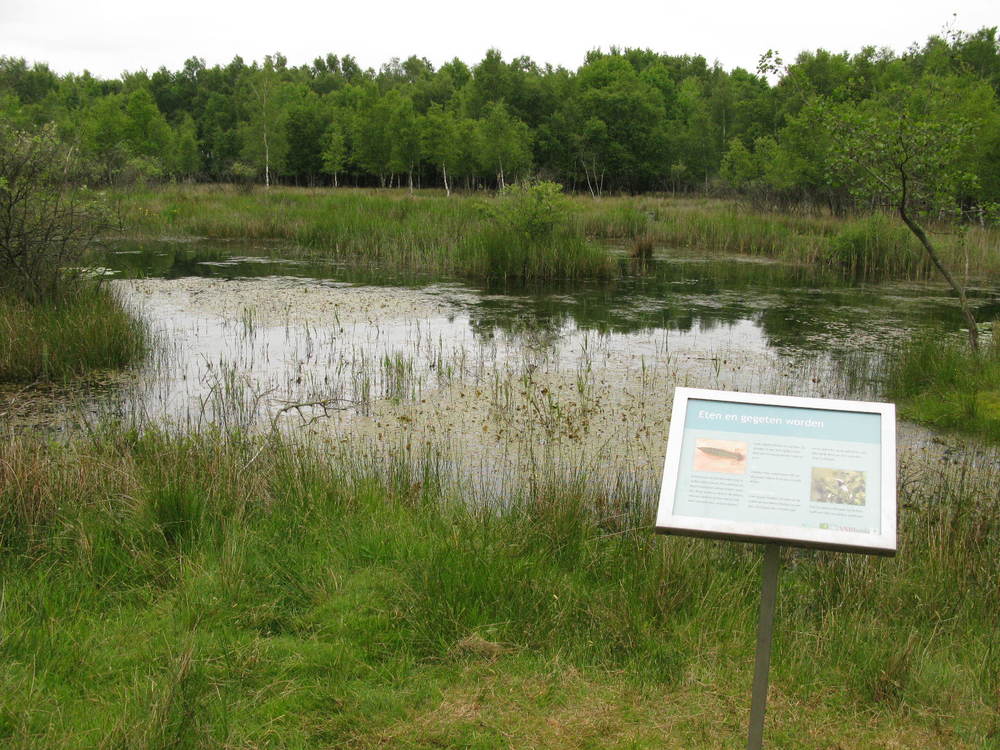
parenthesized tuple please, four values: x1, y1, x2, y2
(589, 198, 958, 280)
(0, 282, 148, 382)
(118, 185, 613, 282)
(0, 426, 996, 746)
(887, 327, 1000, 442)
(117, 186, 1000, 283)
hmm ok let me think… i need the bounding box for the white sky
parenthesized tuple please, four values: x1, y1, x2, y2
(2, 0, 997, 79)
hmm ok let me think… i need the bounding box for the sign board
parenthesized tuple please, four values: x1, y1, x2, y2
(656, 388, 896, 556)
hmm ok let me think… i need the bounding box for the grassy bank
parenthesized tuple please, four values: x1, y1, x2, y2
(0, 428, 996, 747)
(888, 329, 1000, 442)
(0, 282, 148, 383)
(583, 196, 1000, 280)
(116, 185, 1000, 281)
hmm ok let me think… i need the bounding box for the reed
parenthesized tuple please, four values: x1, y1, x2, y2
(886, 328, 1000, 442)
(579, 195, 997, 280)
(118, 185, 614, 281)
(0, 281, 148, 382)
(117, 186, 1000, 282)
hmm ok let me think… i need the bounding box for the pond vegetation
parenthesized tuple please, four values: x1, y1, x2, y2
(118, 185, 1000, 283)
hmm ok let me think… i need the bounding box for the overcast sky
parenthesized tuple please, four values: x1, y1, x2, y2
(2, 0, 997, 79)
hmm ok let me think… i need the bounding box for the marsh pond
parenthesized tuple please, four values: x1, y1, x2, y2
(12, 239, 1000, 491)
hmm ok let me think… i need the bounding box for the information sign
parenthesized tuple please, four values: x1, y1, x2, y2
(656, 388, 896, 555)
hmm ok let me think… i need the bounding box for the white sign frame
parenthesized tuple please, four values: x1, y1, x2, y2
(656, 388, 896, 556)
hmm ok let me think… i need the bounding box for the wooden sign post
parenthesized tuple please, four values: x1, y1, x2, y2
(655, 388, 896, 749)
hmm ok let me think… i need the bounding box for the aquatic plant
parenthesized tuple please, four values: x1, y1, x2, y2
(886, 328, 1000, 442)
(116, 186, 1000, 283)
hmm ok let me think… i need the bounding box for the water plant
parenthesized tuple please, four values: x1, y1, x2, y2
(886, 327, 1000, 442)
(115, 186, 1000, 283)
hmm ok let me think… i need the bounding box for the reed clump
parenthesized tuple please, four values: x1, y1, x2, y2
(0, 282, 148, 382)
(886, 327, 1000, 442)
(825, 214, 928, 279)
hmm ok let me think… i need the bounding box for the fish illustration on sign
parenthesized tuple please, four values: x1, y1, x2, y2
(693, 439, 749, 474)
(697, 446, 746, 461)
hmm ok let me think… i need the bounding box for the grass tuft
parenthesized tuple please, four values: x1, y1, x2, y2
(886, 327, 1000, 442)
(0, 282, 148, 383)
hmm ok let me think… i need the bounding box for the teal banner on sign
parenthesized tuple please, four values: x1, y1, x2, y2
(684, 399, 881, 444)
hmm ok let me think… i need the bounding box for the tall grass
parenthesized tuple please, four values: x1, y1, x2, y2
(0, 282, 148, 382)
(886, 327, 1000, 442)
(582, 197, 960, 280)
(117, 186, 1000, 282)
(0, 427, 996, 746)
(119, 185, 613, 281)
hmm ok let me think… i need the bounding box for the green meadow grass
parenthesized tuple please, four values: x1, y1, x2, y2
(0, 282, 148, 383)
(0, 428, 995, 747)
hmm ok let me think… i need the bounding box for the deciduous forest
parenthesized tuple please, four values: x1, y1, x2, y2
(2, 27, 999, 211)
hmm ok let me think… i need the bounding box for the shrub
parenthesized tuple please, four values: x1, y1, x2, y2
(474, 180, 612, 280)
(0, 120, 111, 302)
(482, 180, 573, 243)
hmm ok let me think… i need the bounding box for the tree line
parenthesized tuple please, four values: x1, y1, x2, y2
(1, 27, 998, 210)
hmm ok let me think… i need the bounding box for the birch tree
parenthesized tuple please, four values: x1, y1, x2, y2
(422, 104, 459, 195)
(238, 56, 290, 187)
(826, 77, 992, 351)
(479, 101, 531, 189)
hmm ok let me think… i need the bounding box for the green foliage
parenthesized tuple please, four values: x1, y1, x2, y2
(473, 180, 612, 280)
(284, 94, 326, 183)
(719, 137, 757, 189)
(168, 113, 201, 178)
(825, 77, 987, 216)
(478, 101, 532, 186)
(0, 120, 110, 302)
(237, 56, 294, 185)
(227, 161, 257, 191)
(320, 122, 346, 183)
(484, 180, 571, 241)
(2, 30, 999, 201)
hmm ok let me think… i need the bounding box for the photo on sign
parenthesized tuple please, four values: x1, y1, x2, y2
(693, 439, 748, 475)
(810, 468, 867, 506)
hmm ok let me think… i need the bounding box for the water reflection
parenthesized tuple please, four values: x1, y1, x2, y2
(80, 238, 1000, 432)
(100, 239, 998, 352)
